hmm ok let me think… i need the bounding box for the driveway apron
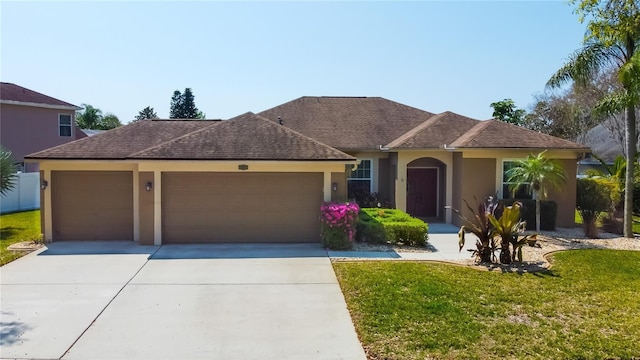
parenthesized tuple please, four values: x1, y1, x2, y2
(1, 242, 365, 360)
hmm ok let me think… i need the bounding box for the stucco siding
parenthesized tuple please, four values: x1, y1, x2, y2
(0, 104, 76, 171)
(139, 171, 155, 245)
(548, 159, 578, 228)
(455, 158, 496, 226)
(331, 171, 347, 202)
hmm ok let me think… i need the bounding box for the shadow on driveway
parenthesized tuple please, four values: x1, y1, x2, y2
(36, 241, 328, 259)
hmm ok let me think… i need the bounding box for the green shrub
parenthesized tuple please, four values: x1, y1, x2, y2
(577, 178, 614, 238)
(500, 199, 557, 231)
(356, 208, 428, 247)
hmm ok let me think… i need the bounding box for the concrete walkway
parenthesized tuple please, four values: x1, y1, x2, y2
(0, 243, 366, 360)
(328, 223, 477, 261)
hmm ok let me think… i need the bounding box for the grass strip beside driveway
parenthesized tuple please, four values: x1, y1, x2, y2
(334, 250, 640, 360)
(0, 210, 41, 266)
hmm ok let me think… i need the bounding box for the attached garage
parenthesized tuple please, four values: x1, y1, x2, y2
(162, 172, 323, 243)
(27, 113, 355, 245)
(51, 171, 133, 241)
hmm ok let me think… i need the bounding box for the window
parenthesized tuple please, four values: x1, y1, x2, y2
(59, 114, 72, 137)
(502, 161, 532, 199)
(348, 159, 372, 199)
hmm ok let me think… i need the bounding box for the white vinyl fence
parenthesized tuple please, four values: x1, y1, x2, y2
(0, 172, 40, 214)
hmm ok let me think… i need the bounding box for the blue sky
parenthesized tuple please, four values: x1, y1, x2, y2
(1, 1, 587, 123)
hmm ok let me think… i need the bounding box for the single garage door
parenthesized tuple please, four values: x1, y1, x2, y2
(162, 172, 323, 243)
(52, 171, 133, 241)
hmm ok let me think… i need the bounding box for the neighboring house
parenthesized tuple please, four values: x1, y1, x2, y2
(26, 97, 589, 245)
(0, 82, 82, 172)
(77, 129, 108, 138)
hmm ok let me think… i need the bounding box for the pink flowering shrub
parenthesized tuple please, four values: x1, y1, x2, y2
(320, 202, 360, 250)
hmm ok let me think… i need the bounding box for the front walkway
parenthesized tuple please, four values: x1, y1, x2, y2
(328, 223, 477, 261)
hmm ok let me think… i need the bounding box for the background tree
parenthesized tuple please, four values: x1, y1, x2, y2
(134, 106, 158, 122)
(169, 88, 204, 119)
(100, 113, 122, 130)
(547, 0, 639, 237)
(0, 147, 18, 196)
(76, 104, 103, 129)
(490, 98, 527, 125)
(76, 104, 122, 130)
(506, 151, 567, 233)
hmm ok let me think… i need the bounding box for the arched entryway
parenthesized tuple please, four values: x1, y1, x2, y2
(406, 157, 446, 221)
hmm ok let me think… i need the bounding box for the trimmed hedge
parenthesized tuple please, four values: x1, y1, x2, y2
(356, 208, 428, 247)
(500, 199, 557, 231)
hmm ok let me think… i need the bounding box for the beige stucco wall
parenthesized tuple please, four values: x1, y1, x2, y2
(138, 171, 155, 245)
(451, 157, 497, 227)
(548, 159, 578, 228)
(331, 171, 347, 202)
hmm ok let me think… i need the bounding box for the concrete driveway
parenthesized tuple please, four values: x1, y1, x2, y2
(0, 242, 366, 360)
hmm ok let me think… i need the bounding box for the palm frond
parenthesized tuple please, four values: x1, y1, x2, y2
(547, 42, 614, 88)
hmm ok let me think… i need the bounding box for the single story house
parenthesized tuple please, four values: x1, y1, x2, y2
(27, 96, 590, 245)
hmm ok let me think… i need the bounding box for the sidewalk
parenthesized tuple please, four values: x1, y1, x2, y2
(327, 223, 476, 261)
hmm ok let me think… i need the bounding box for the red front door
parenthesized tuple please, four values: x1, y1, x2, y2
(406, 168, 438, 217)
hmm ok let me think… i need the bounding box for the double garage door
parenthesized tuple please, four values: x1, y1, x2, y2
(52, 171, 323, 243)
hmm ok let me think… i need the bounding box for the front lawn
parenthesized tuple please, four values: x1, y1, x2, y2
(0, 210, 41, 265)
(334, 250, 640, 359)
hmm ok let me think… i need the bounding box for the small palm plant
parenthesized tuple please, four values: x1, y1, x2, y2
(489, 202, 537, 264)
(451, 196, 500, 263)
(505, 151, 566, 232)
(0, 146, 18, 196)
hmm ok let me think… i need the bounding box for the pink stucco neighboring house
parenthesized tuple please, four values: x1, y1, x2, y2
(0, 82, 82, 172)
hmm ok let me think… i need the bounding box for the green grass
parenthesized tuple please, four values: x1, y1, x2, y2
(0, 210, 42, 266)
(334, 250, 640, 360)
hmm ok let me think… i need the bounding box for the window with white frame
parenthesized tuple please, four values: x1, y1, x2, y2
(348, 159, 372, 199)
(502, 160, 532, 199)
(59, 114, 72, 137)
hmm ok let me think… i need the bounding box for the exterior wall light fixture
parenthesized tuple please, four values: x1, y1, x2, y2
(41, 180, 48, 190)
(146, 182, 153, 192)
(332, 182, 338, 192)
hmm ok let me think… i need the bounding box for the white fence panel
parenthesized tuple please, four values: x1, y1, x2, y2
(0, 172, 40, 214)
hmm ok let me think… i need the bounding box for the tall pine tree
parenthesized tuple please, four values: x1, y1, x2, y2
(169, 88, 202, 119)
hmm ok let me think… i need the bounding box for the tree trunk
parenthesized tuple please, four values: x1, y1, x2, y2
(500, 244, 512, 264)
(535, 191, 541, 233)
(623, 104, 636, 238)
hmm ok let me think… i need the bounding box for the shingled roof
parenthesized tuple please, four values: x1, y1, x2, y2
(0, 82, 81, 110)
(449, 120, 590, 150)
(26, 120, 218, 159)
(258, 96, 434, 150)
(132, 113, 355, 161)
(26, 114, 354, 161)
(385, 111, 479, 149)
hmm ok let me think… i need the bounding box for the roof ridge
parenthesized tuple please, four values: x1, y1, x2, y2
(127, 120, 223, 158)
(0, 82, 79, 108)
(449, 119, 494, 147)
(384, 112, 444, 148)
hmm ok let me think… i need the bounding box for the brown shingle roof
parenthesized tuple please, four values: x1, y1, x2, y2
(449, 120, 590, 149)
(258, 96, 435, 150)
(385, 111, 480, 148)
(0, 82, 80, 109)
(132, 113, 355, 161)
(26, 120, 218, 159)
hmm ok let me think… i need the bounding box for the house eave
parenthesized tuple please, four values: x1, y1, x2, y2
(0, 99, 82, 111)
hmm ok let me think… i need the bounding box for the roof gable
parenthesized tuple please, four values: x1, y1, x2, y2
(385, 111, 480, 148)
(449, 120, 590, 150)
(132, 113, 354, 161)
(0, 82, 80, 110)
(258, 96, 435, 150)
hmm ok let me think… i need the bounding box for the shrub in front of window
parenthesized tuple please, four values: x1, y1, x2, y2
(577, 178, 615, 238)
(320, 202, 359, 250)
(356, 208, 428, 247)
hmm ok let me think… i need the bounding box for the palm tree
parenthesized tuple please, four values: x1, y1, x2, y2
(76, 104, 103, 129)
(505, 151, 567, 233)
(547, 0, 639, 237)
(0, 147, 18, 196)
